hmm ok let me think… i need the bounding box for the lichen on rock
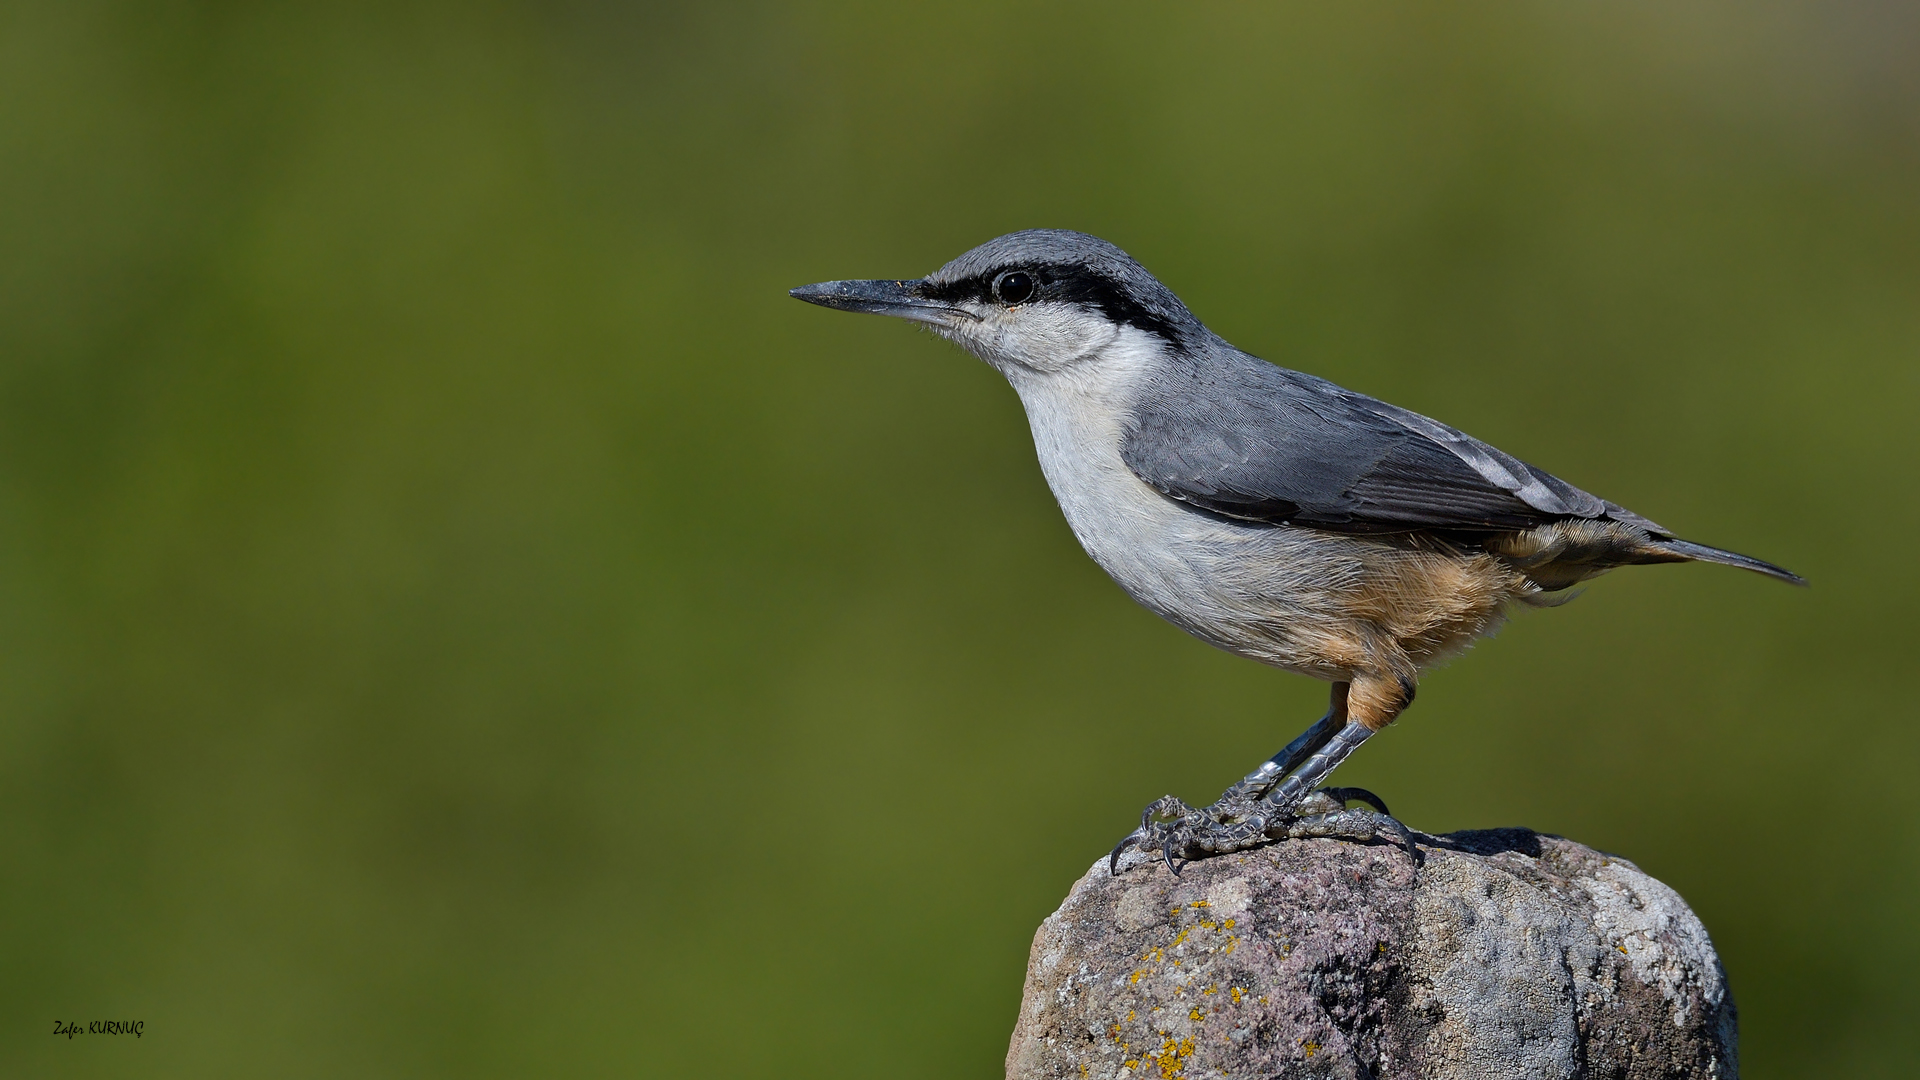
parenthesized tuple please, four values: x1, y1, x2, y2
(1007, 829, 1736, 1080)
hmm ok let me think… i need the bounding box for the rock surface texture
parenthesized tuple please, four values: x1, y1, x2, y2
(1008, 830, 1736, 1080)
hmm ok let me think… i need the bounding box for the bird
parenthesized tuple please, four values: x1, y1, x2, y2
(789, 229, 1802, 874)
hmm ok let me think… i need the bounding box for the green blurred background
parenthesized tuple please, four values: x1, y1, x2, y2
(3, 2, 1916, 1076)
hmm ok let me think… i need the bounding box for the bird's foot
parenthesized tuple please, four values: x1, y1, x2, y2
(1106, 794, 1270, 874)
(1107, 787, 1415, 876)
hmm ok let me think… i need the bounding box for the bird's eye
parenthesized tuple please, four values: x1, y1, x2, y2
(994, 271, 1035, 305)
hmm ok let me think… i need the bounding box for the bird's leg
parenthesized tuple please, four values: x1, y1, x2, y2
(1104, 686, 1351, 873)
(1108, 684, 1346, 852)
(1109, 675, 1415, 874)
(1211, 681, 1350, 806)
(1256, 719, 1374, 815)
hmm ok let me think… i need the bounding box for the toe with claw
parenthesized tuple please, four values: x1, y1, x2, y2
(1279, 805, 1420, 860)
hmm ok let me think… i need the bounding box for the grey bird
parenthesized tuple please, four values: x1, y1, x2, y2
(790, 229, 1802, 874)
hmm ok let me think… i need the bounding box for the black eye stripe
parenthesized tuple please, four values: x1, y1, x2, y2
(920, 264, 1182, 342)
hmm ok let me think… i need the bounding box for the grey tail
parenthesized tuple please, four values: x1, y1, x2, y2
(1644, 537, 1806, 586)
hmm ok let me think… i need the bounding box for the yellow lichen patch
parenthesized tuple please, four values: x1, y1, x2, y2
(1130, 969, 1147, 985)
(1127, 1010, 1136, 1022)
(1188, 1007, 1204, 1022)
(1223, 918, 1235, 930)
(1221, 937, 1238, 956)
(1198, 920, 1216, 931)
(1172, 928, 1191, 947)
(1190, 901, 1210, 908)
(1202, 984, 1217, 996)
(1229, 987, 1244, 1004)
(1142, 1036, 1197, 1079)
(1302, 1040, 1321, 1058)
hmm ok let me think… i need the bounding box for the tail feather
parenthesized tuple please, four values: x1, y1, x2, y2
(1645, 537, 1806, 586)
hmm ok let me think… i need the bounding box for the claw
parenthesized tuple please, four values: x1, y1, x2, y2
(1162, 833, 1183, 877)
(1108, 830, 1144, 875)
(1375, 812, 1420, 861)
(1321, 786, 1391, 816)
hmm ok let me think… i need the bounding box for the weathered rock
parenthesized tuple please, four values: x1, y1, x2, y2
(1008, 829, 1736, 1080)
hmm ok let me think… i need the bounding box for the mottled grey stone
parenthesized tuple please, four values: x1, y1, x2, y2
(1007, 829, 1735, 1080)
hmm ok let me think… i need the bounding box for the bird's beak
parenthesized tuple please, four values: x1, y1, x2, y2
(788, 279, 975, 327)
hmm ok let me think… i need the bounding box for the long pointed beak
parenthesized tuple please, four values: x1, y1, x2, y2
(788, 278, 975, 326)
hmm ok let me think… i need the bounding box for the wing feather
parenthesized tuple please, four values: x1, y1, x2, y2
(1119, 349, 1634, 534)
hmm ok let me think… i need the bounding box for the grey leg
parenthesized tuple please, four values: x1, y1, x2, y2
(1105, 687, 1349, 873)
(1259, 720, 1375, 814)
(1210, 683, 1348, 806)
(1109, 711, 1410, 875)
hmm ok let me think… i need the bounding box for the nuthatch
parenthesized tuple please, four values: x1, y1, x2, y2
(792, 230, 1801, 873)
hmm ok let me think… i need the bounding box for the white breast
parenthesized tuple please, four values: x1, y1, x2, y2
(1003, 329, 1188, 593)
(999, 329, 1356, 671)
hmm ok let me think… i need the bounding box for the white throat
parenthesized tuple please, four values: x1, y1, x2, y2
(993, 326, 1181, 581)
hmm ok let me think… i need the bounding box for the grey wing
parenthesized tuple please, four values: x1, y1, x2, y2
(1119, 352, 1648, 534)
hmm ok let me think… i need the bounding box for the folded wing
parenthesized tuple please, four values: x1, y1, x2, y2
(1118, 350, 1653, 535)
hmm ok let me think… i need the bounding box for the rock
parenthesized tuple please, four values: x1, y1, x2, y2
(1007, 829, 1736, 1080)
